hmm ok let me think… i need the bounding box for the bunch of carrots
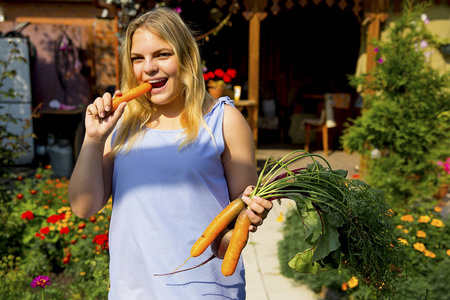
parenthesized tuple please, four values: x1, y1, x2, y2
(159, 151, 407, 298)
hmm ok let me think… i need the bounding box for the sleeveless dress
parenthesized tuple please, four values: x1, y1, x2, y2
(109, 97, 246, 299)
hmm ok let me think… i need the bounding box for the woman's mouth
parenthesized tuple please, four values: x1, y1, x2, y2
(149, 78, 168, 90)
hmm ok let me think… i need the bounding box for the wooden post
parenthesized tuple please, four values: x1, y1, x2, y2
(247, 12, 262, 146)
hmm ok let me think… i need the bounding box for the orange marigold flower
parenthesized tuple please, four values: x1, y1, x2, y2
(398, 238, 408, 245)
(348, 277, 359, 288)
(416, 230, 426, 238)
(36, 174, 42, 179)
(17, 193, 24, 200)
(341, 283, 348, 291)
(403, 229, 409, 234)
(434, 206, 442, 212)
(430, 219, 444, 227)
(63, 256, 70, 264)
(424, 250, 436, 258)
(400, 215, 414, 222)
(447, 249, 450, 257)
(89, 215, 97, 223)
(413, 242, 426, 252)
(396, 225, 404, 229)
(78, 223, 86, 229)
(418, 215, 431, 223)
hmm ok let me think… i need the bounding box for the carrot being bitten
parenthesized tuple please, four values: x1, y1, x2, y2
(104, 82, 152, 117)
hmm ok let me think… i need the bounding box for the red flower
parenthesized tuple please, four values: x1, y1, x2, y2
(44, 165, 51, 170)
(35, 233, 45, 240)
(47, 213, 65, 224)
(70, 239, 77, 245)
(89, 215, 97, 223)
(93, 234, 109, 250)
(60, 227, 70, 234)
(93, 234, 108, 245)
(17, 176, 23, 181)
(214, 68, 225, 78)
(81, 234, 87, 239)
(225, 68, 237, 78)
(40, 227, 50, 235)
(21, 210, 34, 220)
(63, 256, 70, 264)
(30, 189, 37, 195)
(78, 223, 86, 229)
(17, 193, 24, 200)
(36, 174, 42, 179)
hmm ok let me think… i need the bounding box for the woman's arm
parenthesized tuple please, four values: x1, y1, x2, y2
(68, 92, 126, 218)
(222, 104, 272, 230)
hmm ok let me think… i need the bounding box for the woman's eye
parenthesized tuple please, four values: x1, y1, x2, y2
(131, 57, 143, 62)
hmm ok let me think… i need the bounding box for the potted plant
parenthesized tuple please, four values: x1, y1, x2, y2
(203, 68, 237, 99)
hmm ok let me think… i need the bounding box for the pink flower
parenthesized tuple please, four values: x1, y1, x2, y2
(30, 275, 51, 288)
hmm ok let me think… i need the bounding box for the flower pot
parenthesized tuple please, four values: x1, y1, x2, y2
(208, 86, 224, 99)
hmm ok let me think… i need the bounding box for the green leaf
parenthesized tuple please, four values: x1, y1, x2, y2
(311, 214, 340, 263)
(292, 196, 322, 244)
(288, 247, 330, 274)
(332, 169, 348, 178)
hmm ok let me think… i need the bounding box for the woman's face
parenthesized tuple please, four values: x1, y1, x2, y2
(130, 29, 183, 107)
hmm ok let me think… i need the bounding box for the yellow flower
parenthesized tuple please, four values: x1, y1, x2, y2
(434, 206, 442, 212)
(413, 242, 426, 252)
(416, 230, 426, 238)
(398, 238, 408, 245)
(400, 215, 414, 222)
(418, 215, 431, 223)
(430, 219, 444, 227)
(396, 225, 404, 229)
(424, 250, 436, 258)
(403, 229, 409, 234)
(79, 271, 86, 276)
(447, 249, 450, 257)
(348, 276, 359, 288)
(49, 226, 55, 231)
(276, 212, 284, 223)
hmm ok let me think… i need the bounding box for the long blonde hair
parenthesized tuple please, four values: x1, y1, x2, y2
(111, 7, 215, 156)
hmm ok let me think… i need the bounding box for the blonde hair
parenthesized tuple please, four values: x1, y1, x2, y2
(111, 7, 215, 156)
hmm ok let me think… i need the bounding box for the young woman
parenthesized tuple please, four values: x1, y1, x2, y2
(69, 7, 272, 299)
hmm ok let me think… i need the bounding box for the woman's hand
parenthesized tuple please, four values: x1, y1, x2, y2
(241, 185, 273, 232)
(85, 90, 127, 141)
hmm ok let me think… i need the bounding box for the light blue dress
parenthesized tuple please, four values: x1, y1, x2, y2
(109, 97, 246, 299)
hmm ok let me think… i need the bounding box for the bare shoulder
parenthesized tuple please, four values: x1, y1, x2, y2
(223, 103, 250, 132)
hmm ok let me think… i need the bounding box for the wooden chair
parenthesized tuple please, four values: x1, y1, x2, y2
(303, 93, 351, 156)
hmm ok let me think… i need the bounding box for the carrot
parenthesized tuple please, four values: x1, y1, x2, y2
(221, 209, 251, 277)
(104, 82, 152, 117)
(166, 198, 246, 275)
(190, 198, 246, 257)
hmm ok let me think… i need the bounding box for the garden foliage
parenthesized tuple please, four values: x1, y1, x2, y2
(278, 204, 450, 300)
(0, 167, 110, 299)
(341, 0, 450, 208)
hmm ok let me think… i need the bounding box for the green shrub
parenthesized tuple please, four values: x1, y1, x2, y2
(341, 0, 450, 209)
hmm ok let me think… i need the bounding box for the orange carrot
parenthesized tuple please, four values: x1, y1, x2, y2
(105, 82, 152, 117)
(221, 209, 251, 277)
(190, 198, 246, 257)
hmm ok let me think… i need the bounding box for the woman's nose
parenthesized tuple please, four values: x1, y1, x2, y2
(143, 59, 158, 74)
